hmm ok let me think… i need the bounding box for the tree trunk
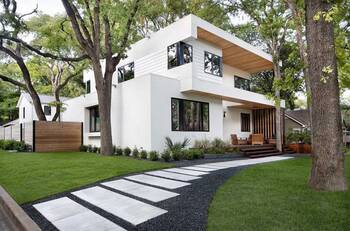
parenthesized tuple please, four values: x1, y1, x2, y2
(306, 0, 347, 191)
(52, 90, 61, 122)
(93, 62, 114, 155)
(273, 61, 283, 152)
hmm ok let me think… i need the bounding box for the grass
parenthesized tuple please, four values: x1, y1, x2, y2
(207, 155, 350, 231)
(0, 151, 172, 204)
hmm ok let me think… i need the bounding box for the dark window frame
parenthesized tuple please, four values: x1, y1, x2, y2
(118, 62, 135, 83)
(204, 51, 223, 77)
(44, 105, 51, 116)
(234, 75, 251, 91)
(23, 107, 25, 119)
(86, 80, 91, 94)
(241, 113, 251, 132)
(167, 41, 193, 69)
(171, 97, 210, 132)
(89, 106, 100, 132)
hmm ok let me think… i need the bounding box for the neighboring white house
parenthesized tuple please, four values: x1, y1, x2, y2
(17, 93, 70, 123)
(60, 14, 285, 151)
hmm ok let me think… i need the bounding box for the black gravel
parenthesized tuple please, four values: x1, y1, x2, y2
(21, 155, 248, 231)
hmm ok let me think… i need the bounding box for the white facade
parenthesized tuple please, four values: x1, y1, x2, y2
(43, 15, 284, 151)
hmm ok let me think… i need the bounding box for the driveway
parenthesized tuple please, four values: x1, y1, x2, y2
(23, 156, 293, 231)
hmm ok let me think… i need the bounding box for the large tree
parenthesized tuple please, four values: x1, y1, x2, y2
(0, 0, 87, 121)
(306, 0, 347, 191)
(60, 0, 140, 155)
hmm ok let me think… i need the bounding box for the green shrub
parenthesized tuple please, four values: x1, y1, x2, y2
(171, 149, 184, 161)
(80, 145, 88, 152)
(91, 146, 98, 153)
(123, 147, 131, 156)
(87, 145, 93, 152)
(193, 139, 210, 151)
(0, 140, 29, 152)
(190, 148, 204, 159)
(132, 148, 139, 158)
(286, 130, 311, 144)
(225, 146, 239, 153)
(115, 147, 123, 156)
(165, 136, 190, 152)
(96, 147, 101, 154)
(183, 149, 194, 160)
(211, 138, 226, 149)
(161, 150, 171, 162)
(140, 150, 148, 159)
(149, 151, 159, 161)
(207, 147, 226, 154)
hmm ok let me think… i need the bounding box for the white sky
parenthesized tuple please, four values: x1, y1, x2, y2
(16, 0, 64, 16)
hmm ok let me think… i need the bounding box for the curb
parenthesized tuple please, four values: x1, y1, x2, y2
(0, 186, 40, 231)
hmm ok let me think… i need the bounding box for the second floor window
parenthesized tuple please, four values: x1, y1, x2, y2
(89, 106, 100, 132)
(204, 51, 222, 77)
(44, 106, 51, 116)
(234, 76, 251, 91)
(118, 62, 134, 83)
(168, 42, 193, 69)
(86, 80, 91, 94)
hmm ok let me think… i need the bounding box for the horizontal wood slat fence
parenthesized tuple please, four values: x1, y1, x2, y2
(1, 121, 83, 152)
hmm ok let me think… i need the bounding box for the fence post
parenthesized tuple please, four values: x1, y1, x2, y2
(32, 121, 35, 152)
(81, 122, 84, 147)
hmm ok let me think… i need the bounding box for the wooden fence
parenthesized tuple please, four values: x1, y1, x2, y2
(1, 121, 83, 152)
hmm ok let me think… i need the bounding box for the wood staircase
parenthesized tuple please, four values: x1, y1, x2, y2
(239, 144, 295, 158)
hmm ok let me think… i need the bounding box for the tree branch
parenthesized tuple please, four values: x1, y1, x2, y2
(113, 0, 140, 65)
(0, 73, 26, 88)
(0, 34, 89, 61)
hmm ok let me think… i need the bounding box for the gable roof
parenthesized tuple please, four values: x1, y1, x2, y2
(16, 93, 70, 107)
(285, 109, 310, 127)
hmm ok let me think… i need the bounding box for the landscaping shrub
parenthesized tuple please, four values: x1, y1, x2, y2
(225, 146, 240, 153)
(183, 149, 194, 160)
(171, 149, 184, 161)
(161, 150, 171, 162)
(0, 140, 29, 152)
(123, 147, 131, 156)
(87, 145, 93, 152)
(132, 148, 139, 158)
(211, 138, 226, 149)
(149, 151, 159, 161)
(115, 147, 123, 156)
(80, 145, 88, 152)
(193, 139, 210, 152)
(165, 136, 190, 152)
(91, 146, 98, 153)
(140, 150, 148, 159)
(286, 130, 311, 144)
(190, 148, 204, 159)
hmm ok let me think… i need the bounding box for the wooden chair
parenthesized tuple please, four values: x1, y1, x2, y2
(252, 133, 264, 145)
(231, 134, 238, 145)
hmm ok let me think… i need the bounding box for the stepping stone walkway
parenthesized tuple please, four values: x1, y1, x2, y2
(31, 156, 292, 231)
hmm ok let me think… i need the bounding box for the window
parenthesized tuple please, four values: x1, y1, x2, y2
(204, 51, 222, 77)
(23, 107, 25, 119)
(118, 62, 134, 83)
(234, 76, 251, 91)
(86, 80, 91, 94)
(241, 113, 250, 132)
(168, 42, 193, 69)
(171, 98, 209, 131)
(89, 106, 100, 132)
(44, 106, 51, 116)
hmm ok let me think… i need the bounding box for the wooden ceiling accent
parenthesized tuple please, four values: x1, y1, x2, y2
(197, 27, 273, 73)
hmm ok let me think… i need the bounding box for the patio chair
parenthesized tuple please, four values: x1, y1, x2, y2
(252, 133, 264, 145)
(231, 134, 238, 145)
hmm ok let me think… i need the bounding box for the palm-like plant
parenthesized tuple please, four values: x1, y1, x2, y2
(165, 136, 190, 151)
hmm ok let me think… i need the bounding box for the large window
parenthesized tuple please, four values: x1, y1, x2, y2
(86, 80, 91, 94)
(118, 62, 134, 83)
(171, 98, 209, 131)
(44, 105, 51, 116)
(89, 106, 100, 132)
(204, 51, 222, 77)
(234, 76, 251, 91)
(241, 113, 250, 132)
(168, 42, 193, 69)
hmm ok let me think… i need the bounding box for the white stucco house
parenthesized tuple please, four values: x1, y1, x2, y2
(2, 15, 284, 152)
(16, 93, 69, 123)
(59, 14, 284, 151)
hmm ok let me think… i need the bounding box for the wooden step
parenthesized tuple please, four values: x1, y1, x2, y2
(240, 146, 277, 152)
(244, 149, 280, 156)
(249, 152, 283, 158)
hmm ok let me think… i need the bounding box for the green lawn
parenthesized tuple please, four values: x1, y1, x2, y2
(0, 151, 172, 204)
(207, 156, 350, 231)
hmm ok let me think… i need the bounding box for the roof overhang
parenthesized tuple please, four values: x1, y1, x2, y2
(196, 27, 273, 74)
